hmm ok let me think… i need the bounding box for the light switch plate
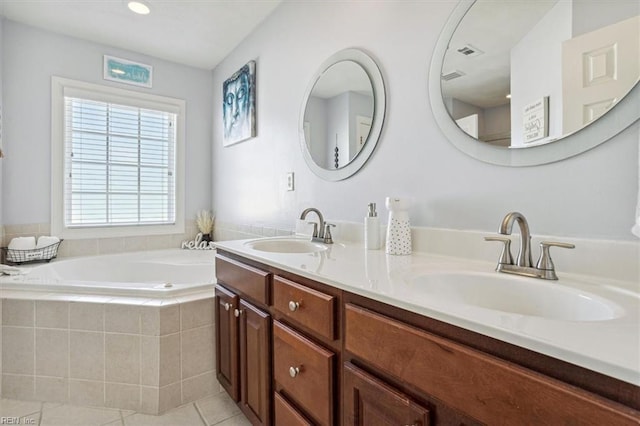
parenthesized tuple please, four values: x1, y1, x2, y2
(286, 172, 295, 191)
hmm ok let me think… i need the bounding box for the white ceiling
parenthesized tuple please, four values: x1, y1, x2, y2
(442, 0, 558, 108)
(0, 0, 282, 70)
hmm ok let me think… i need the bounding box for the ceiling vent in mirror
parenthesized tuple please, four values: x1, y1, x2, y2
(456, 44, 484, 57)
(442, 70, 466, 81)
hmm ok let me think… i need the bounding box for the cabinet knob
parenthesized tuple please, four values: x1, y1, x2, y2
(289, 366, 301, 378)
(223, 302, 231, 311)
(234, 309, 242, 317)
(288, 301, 300, 312)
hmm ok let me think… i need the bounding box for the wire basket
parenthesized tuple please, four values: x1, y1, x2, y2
(1, 240, 63, 265)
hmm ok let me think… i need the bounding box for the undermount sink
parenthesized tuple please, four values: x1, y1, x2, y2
(244, 238, 328, 254)
(406, 272, 622, 322)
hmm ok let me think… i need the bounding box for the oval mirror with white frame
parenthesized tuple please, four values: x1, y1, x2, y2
(300, 48, 386, 180)
(429, 0, 639, 166)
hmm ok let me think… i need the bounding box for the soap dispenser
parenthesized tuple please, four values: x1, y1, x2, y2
(385, 197, 412, 255)
(364, 203, 381, 250)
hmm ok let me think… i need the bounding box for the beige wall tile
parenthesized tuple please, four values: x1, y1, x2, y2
(146, 235, 175, 250)
(35, 376, 68, 403)
(180, 298, 213, 331)
(140, 307, 159, 336)
(2, 326, 34, 374)
(2, 299, 34, 326)
(160, 305, 180, 336)
(181, 325, 214, 379)
(69, 379, 105, 407)
(35, 301, 69, 329)
(35, 329, 69, 377)
(105, 383, 140, 411)
(158, 382, 182, 414)
(70, 302, 104, 331)
(105, 334, 140, 385)
(1, 374, 35, 400)
(159, 334, 180, 387)
(182, 371, 216, 404)
(60, 239, 99, 258)
(105, 304, 140, 334)
(97, 238, 124, 255)
(123, 237, 148, 252)
(70, 331, 104, 381)
(140, 336, 159, 387)
(140, 386, 159, 415)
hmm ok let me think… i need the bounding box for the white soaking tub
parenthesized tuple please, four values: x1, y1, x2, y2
(0, 248, 216, 298)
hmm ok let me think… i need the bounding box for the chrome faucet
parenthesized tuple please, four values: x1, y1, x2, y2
(299, 208, 334, 244)
(485, 212, 575, 280)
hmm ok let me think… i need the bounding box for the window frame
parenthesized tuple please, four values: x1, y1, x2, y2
(51, 76, 185, 239)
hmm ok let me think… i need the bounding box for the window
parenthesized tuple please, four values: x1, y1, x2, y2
(52, 77, 185, 238)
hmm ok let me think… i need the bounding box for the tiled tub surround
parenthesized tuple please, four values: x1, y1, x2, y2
(1, 221, 201, 260)
(0, 248, 218, 414)
(0, 298, 216, 415)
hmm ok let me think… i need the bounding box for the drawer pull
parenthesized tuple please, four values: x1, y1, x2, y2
(288, 301, 300, 312)
(223, 302, 231, 311)
(234, 308, 243, 317)
(289, 366, 301, 378)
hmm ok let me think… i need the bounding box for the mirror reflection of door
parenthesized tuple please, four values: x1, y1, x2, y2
(441, 0, 639, 149)
(562, 16, 640, 135)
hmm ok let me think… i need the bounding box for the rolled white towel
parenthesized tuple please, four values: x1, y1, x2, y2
(8, 236, 36, 250)
(36, 236, 60, 248)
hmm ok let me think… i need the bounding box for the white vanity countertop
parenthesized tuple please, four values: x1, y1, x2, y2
(214, 237, 640, 386)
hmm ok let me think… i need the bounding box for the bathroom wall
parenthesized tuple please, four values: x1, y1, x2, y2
(211, 0, 639, 241)
(1, 20, 213, 250)
(0, 17, 4, 247)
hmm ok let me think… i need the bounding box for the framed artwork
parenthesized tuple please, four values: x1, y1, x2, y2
(223, 60, 256, 146)
(103, 55, 153, 88)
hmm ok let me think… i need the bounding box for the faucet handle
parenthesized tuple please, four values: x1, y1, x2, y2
(484, 236, 513, 266)
(307, 222, 319, 238)
(536, 241, 575, 279)
(323, 223, 336, 244)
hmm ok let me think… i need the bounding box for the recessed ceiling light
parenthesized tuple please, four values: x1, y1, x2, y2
(128, 1, 150, 15)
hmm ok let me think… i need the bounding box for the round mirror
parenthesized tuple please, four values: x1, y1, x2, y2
(300, 48, 386, 180)
(430, 0, 639, 166)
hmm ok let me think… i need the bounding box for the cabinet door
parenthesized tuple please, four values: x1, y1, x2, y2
(239, 299, 272, 426)
(215, 285, 239, 401)
(344, 362, 430, 426)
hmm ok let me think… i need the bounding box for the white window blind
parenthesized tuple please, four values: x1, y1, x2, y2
(64, 97, 177, 227)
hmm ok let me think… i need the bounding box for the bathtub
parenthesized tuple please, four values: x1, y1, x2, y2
(0, 248, 218, 413)
(0, 248, 216, 298)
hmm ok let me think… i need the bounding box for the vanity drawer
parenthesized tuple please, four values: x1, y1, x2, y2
(273, 276, 336, 340)
(273, 321, 334, 426)
(274, 392, 313, 426)
(215, 254, 271, 305)
(344, 303, 640, 425)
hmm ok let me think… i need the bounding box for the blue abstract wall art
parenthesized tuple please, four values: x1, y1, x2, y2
(222, 60, 256, 146)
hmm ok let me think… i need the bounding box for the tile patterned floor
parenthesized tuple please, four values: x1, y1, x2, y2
(0, 391, 251, 426)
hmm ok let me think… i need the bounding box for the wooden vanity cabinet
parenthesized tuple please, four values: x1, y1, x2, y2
(343, 362, 431, 425)
(216, 250, 640, 425)
(215, 255, 272, 426)
(344, 302, 640, 425)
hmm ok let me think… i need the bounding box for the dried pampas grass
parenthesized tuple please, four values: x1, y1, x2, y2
(196, 210, 214, 234)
